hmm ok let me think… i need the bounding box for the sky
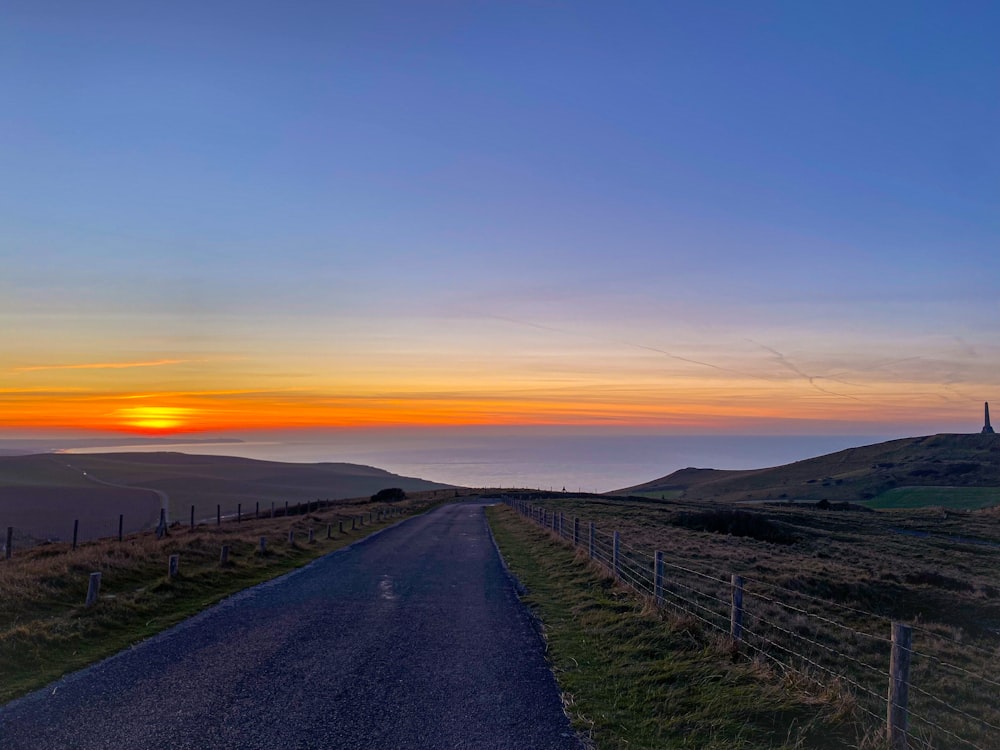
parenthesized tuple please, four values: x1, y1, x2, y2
(2, 1, 998, 438)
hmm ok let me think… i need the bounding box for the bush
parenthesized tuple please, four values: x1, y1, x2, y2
(371, 488, 406, 503)
(673, 509, 796, 545)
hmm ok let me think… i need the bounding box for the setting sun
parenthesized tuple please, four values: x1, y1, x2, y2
(114, 406, 194, 433)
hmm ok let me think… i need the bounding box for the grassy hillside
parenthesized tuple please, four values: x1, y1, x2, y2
(618, 433, 1000, 507)
(0, 452, 454, 544)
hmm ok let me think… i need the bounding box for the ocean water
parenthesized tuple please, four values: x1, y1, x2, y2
(64, 433, 894, 493)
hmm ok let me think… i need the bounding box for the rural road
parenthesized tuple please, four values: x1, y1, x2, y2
(0, 502, 582, 750)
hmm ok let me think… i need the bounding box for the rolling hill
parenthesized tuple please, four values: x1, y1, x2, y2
(616, 433, 1000, 508)
(0, 452, 454, 543)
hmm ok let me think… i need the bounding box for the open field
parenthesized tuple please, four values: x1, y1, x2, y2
(0, 452, 454, 544)
(0, 492, 451, 703)
(506, 492, 1000, 748)
(487, 504, 862, 750)
(619, 489, 683, 500)
(620, 434, 1000, 508)
(866, 486, 1000, 510)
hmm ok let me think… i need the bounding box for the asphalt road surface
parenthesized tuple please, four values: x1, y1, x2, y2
(0, 502, 581, 750)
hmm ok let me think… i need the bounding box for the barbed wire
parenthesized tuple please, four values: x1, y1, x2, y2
(736, 636, 888, 728)
(747, 610, 887, 677)
(656, 587, 730, 635)
(740, 622, 889, 710)
(905, 679, 1000, 733)
(507, 501, 999, 750)
(740, 573, 897, 624)
(743, 586, 891, 644)
(908, 709, 991, 750)
(907, 623, 1000, 661)
(902, 646, 1000, 691)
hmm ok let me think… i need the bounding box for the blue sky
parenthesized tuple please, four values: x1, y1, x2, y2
(2, 1, 998, 436)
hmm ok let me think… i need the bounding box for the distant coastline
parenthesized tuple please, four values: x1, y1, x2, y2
(43, 433, 896, 494)
(0, 437, 244, 457)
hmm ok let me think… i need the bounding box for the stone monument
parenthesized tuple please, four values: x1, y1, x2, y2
(983, 402, 995, 434)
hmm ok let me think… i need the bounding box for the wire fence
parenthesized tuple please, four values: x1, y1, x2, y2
(505, 498, 1000, 750)
(2, 499, 407, 560)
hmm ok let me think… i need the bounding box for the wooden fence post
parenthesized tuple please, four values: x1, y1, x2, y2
(888, 622, 913, 750)
(119, 513, 125, 541)
(573, 517, 580, 547)
(167, 554, 179, 578)
(85, 571, 101, 607)
(284, 501, 289, 516)
(259, 537, 267, 555)
(654, 551, 664, 605)
(288, 529, 294, 544)
(237, 503, 242, 524)
(339, 521, 344, 534)
(4, 526, 11, 560)
(156, 509, 166, 539)
(351, 517, 356, 530)
(255, 502, 259, 520)
(73, 519, 79, 550)
(588, 522, 595, 559)
(217, 505, 221, 526)
(613, 531, 620, 578)
(730, 575, 744, 644)
(559, 513, 565, 539)
(220, 545, 230, 565)
(189, 506, 194, 532)
(308, 528, 314, 543)
(326, 523, 332, 539)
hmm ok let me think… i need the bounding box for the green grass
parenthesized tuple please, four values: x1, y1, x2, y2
(865, 486, 1000, 510)
(486, 505, 866, 750)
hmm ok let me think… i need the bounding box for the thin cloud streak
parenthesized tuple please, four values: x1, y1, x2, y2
(15, 359, 191, 373)
(484, 313, 775, 382)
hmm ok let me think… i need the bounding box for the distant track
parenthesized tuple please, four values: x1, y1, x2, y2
(60, 457, 170, 520)
(0, 502, 581, 750)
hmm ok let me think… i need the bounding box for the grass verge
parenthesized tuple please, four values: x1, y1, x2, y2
(486, 504, 870, 750)
(0, 496, 445, 703)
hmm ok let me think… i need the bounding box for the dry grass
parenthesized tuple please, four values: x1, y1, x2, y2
(0, 492, 449, 702)
(487, 504, 877, 750)
(507, 494, 1000, 749)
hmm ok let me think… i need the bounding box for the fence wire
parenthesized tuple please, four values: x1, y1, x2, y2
(504, 498, 1000, 750)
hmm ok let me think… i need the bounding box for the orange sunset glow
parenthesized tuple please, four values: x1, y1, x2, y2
(114, 405, 196, 433)
(0, 344, 991, 436)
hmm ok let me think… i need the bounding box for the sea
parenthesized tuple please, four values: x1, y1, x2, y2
(62, 432, 896, 493)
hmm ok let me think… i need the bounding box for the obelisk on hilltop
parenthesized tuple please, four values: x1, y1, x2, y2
(984, 402, 995, 434)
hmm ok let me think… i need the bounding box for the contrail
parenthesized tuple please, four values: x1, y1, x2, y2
(484, 313, 775, 382)
(747, 340, 863, 401)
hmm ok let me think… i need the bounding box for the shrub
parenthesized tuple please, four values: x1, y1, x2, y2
(371, 488, 406, 503)
(672, 510, 796, 545)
